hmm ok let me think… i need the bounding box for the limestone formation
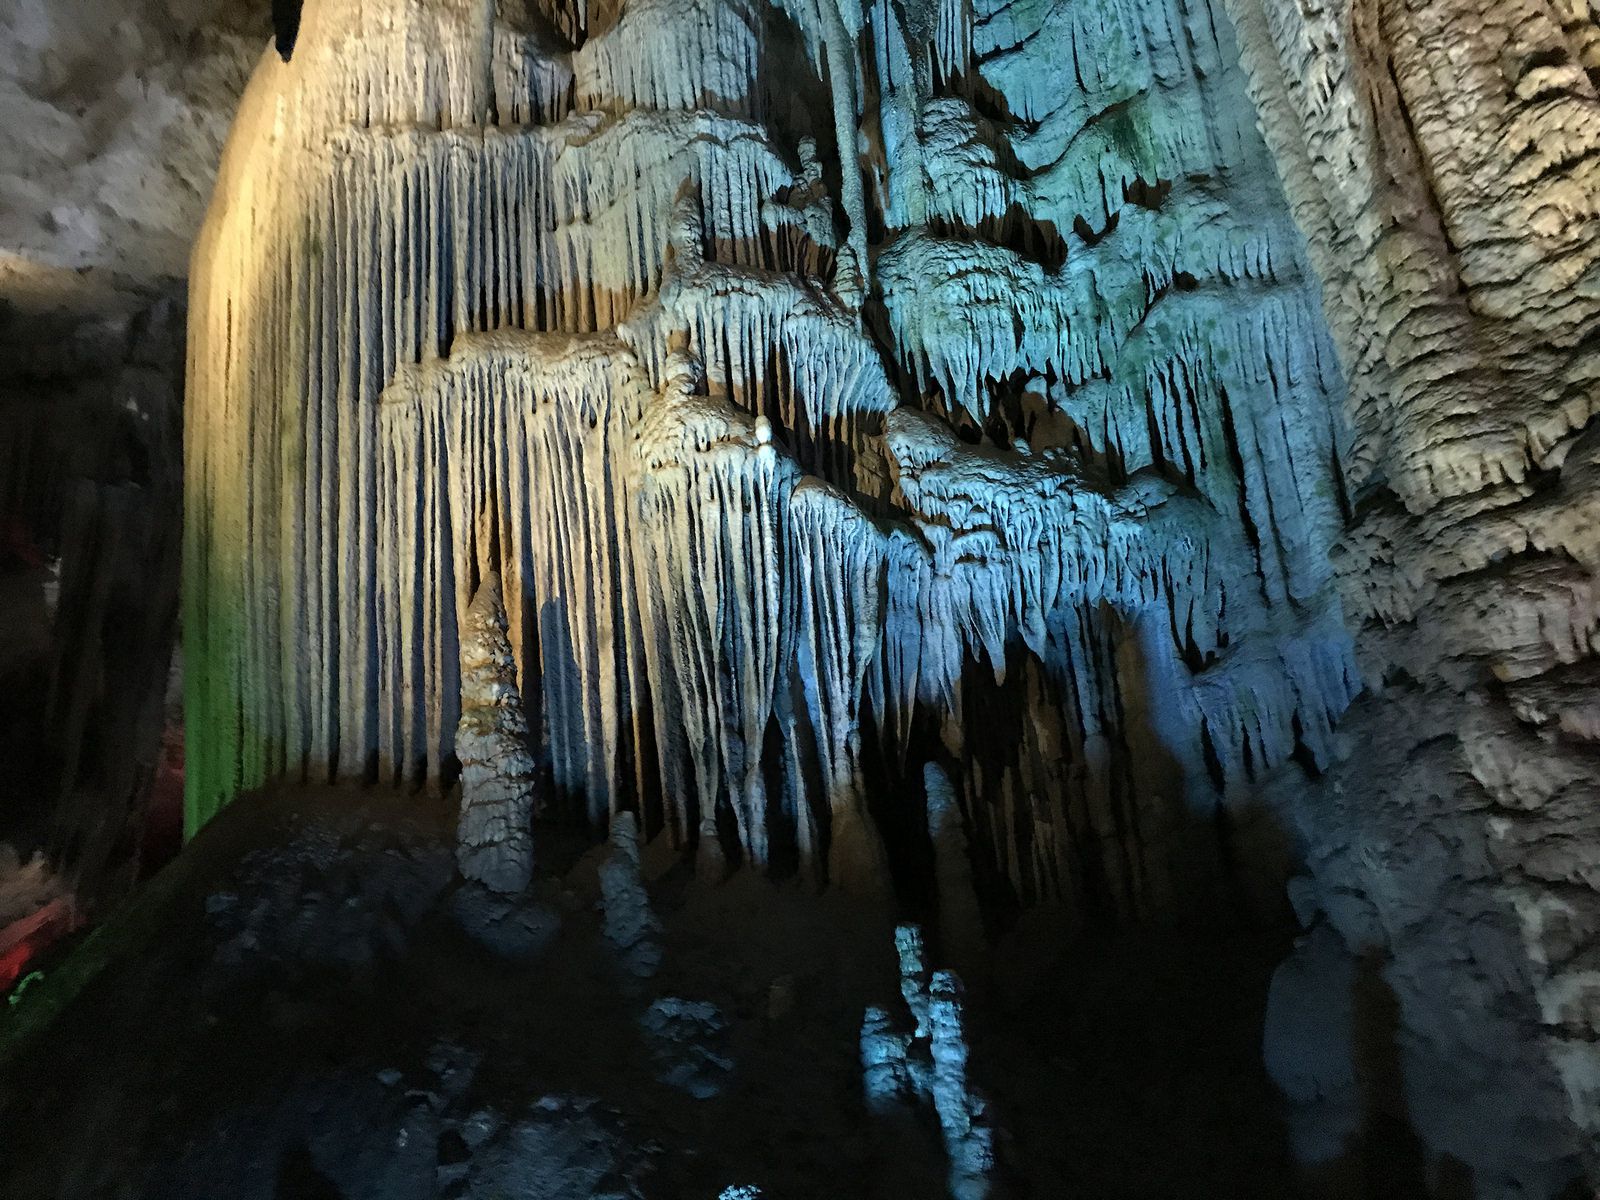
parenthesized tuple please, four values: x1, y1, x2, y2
(130, 0, 1599, 1189)
(599, 811, 663, 980)
(863, 924, 998, 1199)
(1222, 0, 1600, 1184)
(454, 574, 538, 895)
(929, 972, 997, 1200)
(926, 763, 986, 982)
(1, 0, 1596, 1189)
(185, 0, 1352, 932)
(859, 1003, 914, 1116)
(895, 923, 933, 1040)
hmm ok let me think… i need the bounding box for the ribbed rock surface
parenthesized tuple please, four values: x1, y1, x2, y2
(2, 0, 1594, 1188)
(1226, 0, 1600, 1187)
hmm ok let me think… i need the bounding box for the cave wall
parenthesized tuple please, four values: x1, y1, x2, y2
(0, 0, 271, 908)
(1224, 0, 1600, 1187)
(0, 275, 186, 905)
(0, 0, 267, 281)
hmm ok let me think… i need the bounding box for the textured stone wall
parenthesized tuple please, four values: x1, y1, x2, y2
(1224, 0, 1600, 1187)
(0, 0, 268, 282)
(0, 269, 186, 907)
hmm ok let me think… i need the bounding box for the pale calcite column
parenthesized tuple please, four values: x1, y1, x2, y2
(1224, 0, 1600, 1184)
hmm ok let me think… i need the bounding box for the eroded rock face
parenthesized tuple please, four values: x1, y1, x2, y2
(0, 0, 269, 283)
(178, 0, 1599, 1182)
(1225, 0, 1600, 1187)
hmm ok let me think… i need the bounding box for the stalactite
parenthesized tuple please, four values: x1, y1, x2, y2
(377, 331, 652, 818)
(630, 389, 793, 872)
(189, 0, 1355, 926)
(789, 482, 891, 890)
(572, 0, 763, 117)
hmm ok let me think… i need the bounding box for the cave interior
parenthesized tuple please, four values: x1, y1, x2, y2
(0, 0, 1597, 1197)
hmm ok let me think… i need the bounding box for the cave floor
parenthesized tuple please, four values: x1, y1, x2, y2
(0, 786, 1302, 1200)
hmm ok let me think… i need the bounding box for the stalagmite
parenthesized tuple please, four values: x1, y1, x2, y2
(454, 575, 538, 895)
(599, 811, 663, 980)
(864, 924, 998, 1198)
(929, 972, 996, 1200)
(895, 924, 932, 1040)
(860, 1003, 915, 1115)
